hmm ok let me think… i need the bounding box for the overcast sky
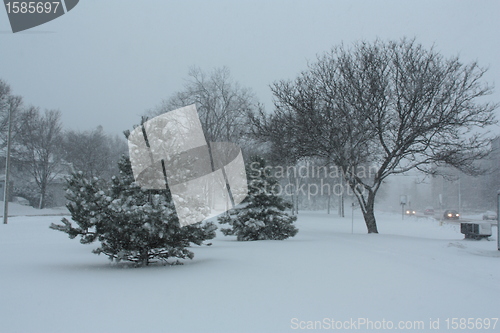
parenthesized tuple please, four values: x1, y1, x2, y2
(1, 0, 499, 137)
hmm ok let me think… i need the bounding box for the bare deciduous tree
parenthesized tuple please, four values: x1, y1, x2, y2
(254, 38, 498, 233)
(16, 108, 63, 209)
(151, 66, 257, 146)
(0, 80, 22, 151)
(63, 126, 128, 180)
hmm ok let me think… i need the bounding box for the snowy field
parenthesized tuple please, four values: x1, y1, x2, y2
(1, 204, 499, 333)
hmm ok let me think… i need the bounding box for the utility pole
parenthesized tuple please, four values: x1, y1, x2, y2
(458, 175, 461, 212)
(3, 99, 13, 224)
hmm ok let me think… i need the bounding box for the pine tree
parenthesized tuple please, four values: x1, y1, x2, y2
(219, 156, 298, 241)
(50, 156, 217, 265)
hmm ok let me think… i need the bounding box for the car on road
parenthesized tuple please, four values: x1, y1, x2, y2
(424, 207, 434, 215)
(405, 209, 416, 216)
(482, 211, 497, 220)
(443, 210, 460, 220)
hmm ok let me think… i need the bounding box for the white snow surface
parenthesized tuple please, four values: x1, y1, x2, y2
(1, 205, 499, 333)
(1, 201, 69, 217)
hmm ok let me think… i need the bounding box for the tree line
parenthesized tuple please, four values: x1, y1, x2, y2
(3, 38, 498, 234)
(0, 81, 127, 209)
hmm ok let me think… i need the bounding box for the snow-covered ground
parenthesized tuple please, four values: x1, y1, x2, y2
(0, 202, 68, 217)
(1, 204, 499, 333)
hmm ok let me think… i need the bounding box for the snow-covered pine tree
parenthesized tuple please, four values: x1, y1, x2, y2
(50, 156, 217, 265)
(219, 156, 298, 241)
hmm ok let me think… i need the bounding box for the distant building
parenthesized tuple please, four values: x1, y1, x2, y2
(1, 158, 72, 208)
(0, 175, 14, 202)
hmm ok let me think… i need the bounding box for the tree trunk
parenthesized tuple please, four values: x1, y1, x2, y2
(338, 174, 344, 217)
(295, 194, 299, 214)
(39, 183, 46, 209)
(327, 194, 331, 214)
(140, 249, 149, 266)
(338, 193, 344, 217)
(362, 191, 378, 233)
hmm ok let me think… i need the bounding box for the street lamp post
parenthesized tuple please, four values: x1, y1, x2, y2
(3, 101, 13, 225)
(497, 190, 499, 251)
(400, 195, 407, 220)
(458, 176, 461, 213)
